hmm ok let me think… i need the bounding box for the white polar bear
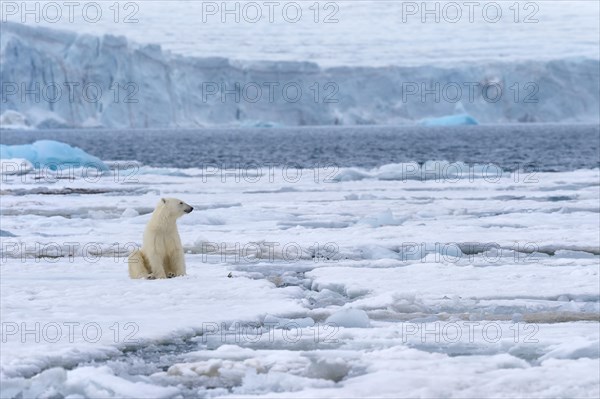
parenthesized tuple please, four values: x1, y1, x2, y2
(128, 198, 193, 279)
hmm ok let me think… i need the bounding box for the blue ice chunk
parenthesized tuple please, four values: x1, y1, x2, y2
(0, 140, 107, 170)
(420, 114, 479, 126)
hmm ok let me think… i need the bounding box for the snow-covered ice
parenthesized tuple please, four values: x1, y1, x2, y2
(2, 0, 598, 394)
(1, 156, 598, 397)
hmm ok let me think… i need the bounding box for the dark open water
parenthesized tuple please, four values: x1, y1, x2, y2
(1, 124, 599, 171)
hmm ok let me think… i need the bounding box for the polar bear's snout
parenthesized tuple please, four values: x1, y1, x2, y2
(185, 205, 194, 213)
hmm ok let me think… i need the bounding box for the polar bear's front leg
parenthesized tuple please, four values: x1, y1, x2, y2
(146, 252, 167, 279)
(168, 249, 187, 277)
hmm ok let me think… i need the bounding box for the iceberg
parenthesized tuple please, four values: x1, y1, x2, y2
(0, 140, 108, 170)
(0, 110, 30, 129)
(420, 114, 479, 126)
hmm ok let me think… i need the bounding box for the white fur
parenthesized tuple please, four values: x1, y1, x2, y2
(128, 198, 193, 279)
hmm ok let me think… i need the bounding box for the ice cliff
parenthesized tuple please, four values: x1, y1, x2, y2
(1, 22, 599, 129)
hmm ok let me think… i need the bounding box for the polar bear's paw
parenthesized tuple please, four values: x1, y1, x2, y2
(146, 274, 156, 280)
(167, 272, 176, 278)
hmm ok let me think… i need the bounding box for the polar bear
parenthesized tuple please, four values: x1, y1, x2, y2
(128, 198, 193, 279)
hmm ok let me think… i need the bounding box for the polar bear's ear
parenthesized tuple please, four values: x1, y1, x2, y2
(161, 198, 166, 204)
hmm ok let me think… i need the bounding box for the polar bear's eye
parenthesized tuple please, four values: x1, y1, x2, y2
(179, 201, 183, 204)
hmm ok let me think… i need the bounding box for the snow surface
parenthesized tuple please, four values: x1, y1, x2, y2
(1, 22, 599, 128)
(1, 158, 599, 397)
(0, 159, 33, 175)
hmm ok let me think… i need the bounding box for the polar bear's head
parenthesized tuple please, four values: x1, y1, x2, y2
(158, 198, 194, 218)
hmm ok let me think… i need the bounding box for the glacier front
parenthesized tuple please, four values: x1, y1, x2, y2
(1, 22, 599, 129)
